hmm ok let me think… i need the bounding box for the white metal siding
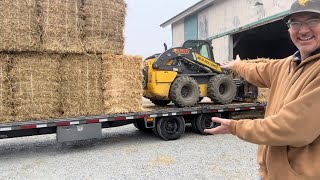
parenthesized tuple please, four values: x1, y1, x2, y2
(212, 36, 229, 63)
(205, 0, 295, 36)
(172, 20, 184, 47)
(198, 10, 210, 40)
(192, 0, 296, 61)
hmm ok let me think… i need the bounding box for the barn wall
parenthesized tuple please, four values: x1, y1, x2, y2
(172, 19, 185, 47)
(211, 36, 230, 63)
(171, 0, 296, 62)
(204, 0, 295, 36)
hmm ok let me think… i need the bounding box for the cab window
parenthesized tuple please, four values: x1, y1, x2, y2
(200, 44, 209, 59)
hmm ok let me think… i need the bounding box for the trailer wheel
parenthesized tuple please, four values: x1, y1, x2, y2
(169, 76, 200, 107)
(207, 74, 236, 104)
(195, 114, 221, 135)
(153, 127, 160, 137)
(156, 116, 185, 140)
(151, 99, 171, 106)
(133, 120, 153, 133)
(191, 116, 200, 133)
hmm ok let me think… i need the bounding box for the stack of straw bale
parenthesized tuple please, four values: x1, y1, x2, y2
(10, 53, 61, 121)
(0, 0, 40, 52)
(60, 54, 103, 117)
(83, 0, 126, 54)
(0, 0, 128, 122)
(0, 0, 126, 54)
(0, 54, 14, 122)
(102, 54, 143, 114)
(40, 0, 84, 53)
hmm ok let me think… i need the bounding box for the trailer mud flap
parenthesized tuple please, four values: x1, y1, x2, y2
(57, 123, 102, 143)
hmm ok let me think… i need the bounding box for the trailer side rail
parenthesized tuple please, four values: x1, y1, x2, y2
(0, 103, 266, 139)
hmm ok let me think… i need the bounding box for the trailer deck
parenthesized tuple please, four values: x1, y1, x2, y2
(0, 102, 265, 140)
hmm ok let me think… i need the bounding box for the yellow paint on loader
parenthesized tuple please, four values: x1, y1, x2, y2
(199, 84, 207, 97)
(154, 71, 177, 83)
(145, 82, 171, 100)
(195, 53, 222, 73)
(144, 57, 177, 100)
(144, 55, 211, 100)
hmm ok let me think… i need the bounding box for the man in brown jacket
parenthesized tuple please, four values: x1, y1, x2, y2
(204, 1, 320, 179)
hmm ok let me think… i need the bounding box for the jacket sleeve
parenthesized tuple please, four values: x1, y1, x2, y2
(229, 75, 320, 147)
(232, 58, 288, 88)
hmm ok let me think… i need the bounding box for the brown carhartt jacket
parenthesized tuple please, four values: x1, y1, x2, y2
(229, 51, 320, 180)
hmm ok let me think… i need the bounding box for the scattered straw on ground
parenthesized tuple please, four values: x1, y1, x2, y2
(102, 53, 143, 114)
(60, 54, 103, 117)
(10, 53, 61, 121)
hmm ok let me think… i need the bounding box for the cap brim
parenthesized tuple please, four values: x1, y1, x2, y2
(283, 10, 320, 22)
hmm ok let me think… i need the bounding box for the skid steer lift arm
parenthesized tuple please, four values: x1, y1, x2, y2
(152, 47, 222, 74)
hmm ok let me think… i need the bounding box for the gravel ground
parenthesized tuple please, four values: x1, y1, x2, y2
(0, 124, 259, 180)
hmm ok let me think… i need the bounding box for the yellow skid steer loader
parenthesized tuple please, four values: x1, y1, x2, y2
(143, 40, 257, 107)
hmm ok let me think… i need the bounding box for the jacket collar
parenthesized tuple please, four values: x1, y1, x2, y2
(292, 48, 320, 65)
(289, 48, 320, 74)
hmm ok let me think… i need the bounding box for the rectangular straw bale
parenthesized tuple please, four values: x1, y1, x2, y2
(102, 54, 143, 114)
(0, 0, 40, 52)
(0, 54, 14, 122)
(39, 0, 84, 53)
(61, 54, 103, 117)
(10, 53, 61, 121)
(83, 0, 126, 54)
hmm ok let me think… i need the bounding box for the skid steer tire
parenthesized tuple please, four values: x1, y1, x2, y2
(151, 100, 171, 106)
(207, 74, 236, 104)
(169, 76, 200, 108)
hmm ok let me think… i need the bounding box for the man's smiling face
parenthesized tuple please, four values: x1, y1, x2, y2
(288, 12, 320, 58)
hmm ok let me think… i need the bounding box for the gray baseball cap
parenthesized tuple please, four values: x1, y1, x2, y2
(283, 0, 320, 22)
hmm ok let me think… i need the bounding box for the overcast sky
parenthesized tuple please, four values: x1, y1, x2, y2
(124, 0, 200, 58)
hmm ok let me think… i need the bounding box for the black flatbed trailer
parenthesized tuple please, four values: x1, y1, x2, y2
(0, 102, 266, 142)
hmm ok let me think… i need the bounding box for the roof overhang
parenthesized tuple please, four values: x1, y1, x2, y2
(160, 0, 215, 28)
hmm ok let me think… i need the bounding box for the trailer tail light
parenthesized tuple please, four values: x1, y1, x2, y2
(146, 118, 154, 122)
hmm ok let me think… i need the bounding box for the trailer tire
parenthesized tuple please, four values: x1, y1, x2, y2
(191, 116, 200, 133)
(151, 99, 171, 106)
(196, 113, 221, 135)
(133, 120, 153, 133)
(153, 127, 160, 137)
(156, 116, 185, 140)
(169, 76, 200, 107)
(207, 74, 236, 104)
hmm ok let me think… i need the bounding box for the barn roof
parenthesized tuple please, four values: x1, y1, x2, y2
(160, 0, 214, 28)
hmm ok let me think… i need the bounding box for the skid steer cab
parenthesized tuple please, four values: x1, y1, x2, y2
(143, 40, 257, 107)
